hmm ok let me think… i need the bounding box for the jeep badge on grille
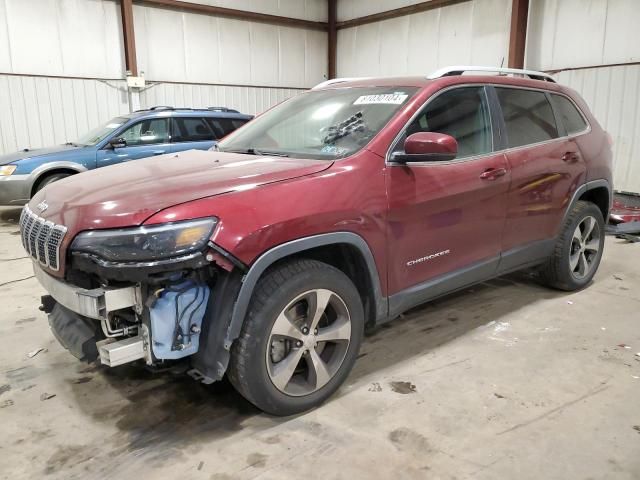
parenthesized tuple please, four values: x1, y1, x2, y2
(37, 200, 48, 213)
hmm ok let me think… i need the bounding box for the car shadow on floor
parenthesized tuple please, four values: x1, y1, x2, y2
(61, 269, 566, 470)
(0, 207, 22, 225)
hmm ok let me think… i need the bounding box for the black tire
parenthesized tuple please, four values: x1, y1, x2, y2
(539, 200, 605, 291)
(227, 259, 364, 416)
(35, 173, 71, 193)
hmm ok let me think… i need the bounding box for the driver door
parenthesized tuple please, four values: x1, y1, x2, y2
(386, 86, 510, 305)
(97, 118, 171, 167)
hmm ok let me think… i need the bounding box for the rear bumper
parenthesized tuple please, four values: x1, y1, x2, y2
(0, 174, 31, 205)
(33, 262, 141, 320)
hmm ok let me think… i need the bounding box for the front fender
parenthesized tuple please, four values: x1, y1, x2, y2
(28, 161, 89, 192)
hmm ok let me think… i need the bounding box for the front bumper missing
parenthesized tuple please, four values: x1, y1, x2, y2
(33, 262, 141, 320)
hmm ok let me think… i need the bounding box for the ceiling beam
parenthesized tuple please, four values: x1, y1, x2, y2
(120, 0, 138, 76)
(507, 0, 529, 69)
(135, 0, 328, 31)
(328, 0, 337, 79)
(336, 0, 471, 30)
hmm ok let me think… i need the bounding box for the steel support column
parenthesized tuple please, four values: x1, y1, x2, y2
(508, 0, 529, 69)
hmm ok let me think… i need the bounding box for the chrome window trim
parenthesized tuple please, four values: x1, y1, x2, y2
(386, 83, 591, 167)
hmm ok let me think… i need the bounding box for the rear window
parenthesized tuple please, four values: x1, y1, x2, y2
(171, 117, 214, 142)
(206, 118, 248, 138)
(550, 94, 588, 135)
(496, 88, 559, 148)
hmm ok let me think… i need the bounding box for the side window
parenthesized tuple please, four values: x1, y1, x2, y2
(119, 119, 169, 146)
(550, 94, 588, 135)
(496, 88, 559, 148)
(403, 87, 493, 159)
(206, 118, 248, 138)
(171, 117, 215, 142)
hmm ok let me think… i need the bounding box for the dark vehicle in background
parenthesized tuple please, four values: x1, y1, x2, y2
(0, 106, 252, 205)
(22, 66, 612, 416)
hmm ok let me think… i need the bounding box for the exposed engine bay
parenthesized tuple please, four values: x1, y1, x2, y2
(40, 265, 217, 372)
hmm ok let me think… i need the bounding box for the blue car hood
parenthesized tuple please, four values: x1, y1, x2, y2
(0, 145, 81, 166)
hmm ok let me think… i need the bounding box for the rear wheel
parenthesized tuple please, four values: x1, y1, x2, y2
(539, 200, 605, 291)
(227, 259, 364, 416)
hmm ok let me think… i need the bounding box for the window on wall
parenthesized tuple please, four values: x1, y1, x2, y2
(550, 94, 588, 135)
(171, 117, 215, 142)
(496, 88, 559, 148)
(403, 86, 493, 159)
(119, 119, 170, 146)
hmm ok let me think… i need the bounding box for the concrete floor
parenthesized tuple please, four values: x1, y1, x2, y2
(0, 205, 639, 480)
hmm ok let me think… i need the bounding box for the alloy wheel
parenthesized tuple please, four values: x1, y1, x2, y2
(266, 289, 352, 397)
(569, 215, 601, 279)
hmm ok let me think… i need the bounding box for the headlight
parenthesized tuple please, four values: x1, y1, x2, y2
(0, 165, 17, 176)
(71, 218, 217, 262)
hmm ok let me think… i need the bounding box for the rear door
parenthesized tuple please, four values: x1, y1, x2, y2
(171, 116, 217, 152)
(495, 87, 587, 259)
(96, 117, 171, 167)
(386, 86, 510, 301)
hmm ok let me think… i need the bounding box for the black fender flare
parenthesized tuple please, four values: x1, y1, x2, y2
(227, 232, 387, 345)
(560, 179, 611, 231)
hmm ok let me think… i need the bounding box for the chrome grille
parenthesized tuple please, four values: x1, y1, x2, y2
(19, 206, 67, 271)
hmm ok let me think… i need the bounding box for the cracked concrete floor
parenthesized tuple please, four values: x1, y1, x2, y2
(0, 205, 639, 480)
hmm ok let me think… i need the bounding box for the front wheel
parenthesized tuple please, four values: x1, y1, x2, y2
(35, 172, 72, 193)
(539, 200, 605, 291)
(227, 259, 364, 416)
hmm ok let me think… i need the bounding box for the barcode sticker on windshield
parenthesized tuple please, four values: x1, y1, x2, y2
(353, 93, 408, 105)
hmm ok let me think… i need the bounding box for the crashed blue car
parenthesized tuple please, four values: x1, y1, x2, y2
(0, 107, 252, 205)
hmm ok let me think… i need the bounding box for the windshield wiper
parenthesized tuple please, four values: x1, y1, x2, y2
(225, 148, 289, 157)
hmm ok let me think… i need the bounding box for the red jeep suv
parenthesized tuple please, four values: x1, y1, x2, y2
(22, 66, 612, 415)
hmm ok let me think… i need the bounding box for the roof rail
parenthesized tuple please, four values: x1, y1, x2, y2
(312, 77, 371, 90)
(135, 106, 244, 114)
(428, 66, 556, 83)
(207, 107, 240, 113)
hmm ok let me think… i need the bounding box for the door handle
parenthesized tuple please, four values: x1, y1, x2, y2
(562, 152, 580, 163)
(479, 167, 507, 180)
(152, 150, 166, 155)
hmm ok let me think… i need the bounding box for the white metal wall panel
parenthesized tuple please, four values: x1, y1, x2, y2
(337, 0, 511, 78)
(554, 65, 640, 194)
(0, 74, 129, 154)
(134, 5, 328, 88)
(527, 0, 640, 71)
(139, 82, 303, 116)
(184, 0, 326, 21)
(0, 0, 124, 78)
(338, 0, 434, 21)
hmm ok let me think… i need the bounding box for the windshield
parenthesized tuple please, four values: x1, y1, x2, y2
(75, 117, 128, 146)
(217, 87, 418, 159)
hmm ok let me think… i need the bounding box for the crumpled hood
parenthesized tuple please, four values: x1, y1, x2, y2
(0, 144, 79, 165)
(30, 149, 333, 232)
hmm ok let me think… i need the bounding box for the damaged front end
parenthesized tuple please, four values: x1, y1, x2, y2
(26, 212, 245, 383)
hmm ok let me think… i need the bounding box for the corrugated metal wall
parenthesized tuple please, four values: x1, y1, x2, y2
(133, 4, 327, 88)
(337, 0, 512, 78)
(139, 82, 302, 115)
(0, 0, 324, 155)
(527, 0, 640, 193)
(0, 75, 129, 153)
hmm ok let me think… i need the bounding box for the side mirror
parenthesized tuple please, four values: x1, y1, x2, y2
(108, 137, 127, 149)
(392, 132, 458, 163)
